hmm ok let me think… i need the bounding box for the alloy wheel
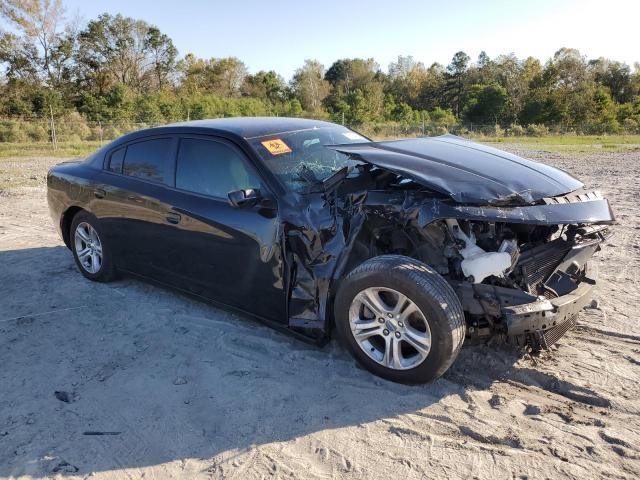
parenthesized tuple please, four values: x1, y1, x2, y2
(349, 287, 432, 370)
(74, 221, 103, 274)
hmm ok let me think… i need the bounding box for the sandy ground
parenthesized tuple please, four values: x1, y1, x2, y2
(1, 146, 639, 480)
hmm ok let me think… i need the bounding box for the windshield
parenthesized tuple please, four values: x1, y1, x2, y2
(250, 126, 370, 192)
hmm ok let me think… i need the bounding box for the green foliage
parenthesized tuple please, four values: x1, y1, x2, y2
(526, 124, 550, 137)
(463, 84, 507, 124)
(506, 124, 525, 137)
(291, 60, 330, 115)
(0, 119, 28, 142)
(1, 4, 639, 140)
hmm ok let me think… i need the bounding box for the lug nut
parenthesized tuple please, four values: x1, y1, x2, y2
(398, 321, 404, 327)
(378, 317, 385, 323)
(387, 313, 393, 318)
(395, 331, 401, 338)
(383, 329, 389, 336)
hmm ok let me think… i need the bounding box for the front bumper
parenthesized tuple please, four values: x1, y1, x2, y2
(503, 277, 595, 336)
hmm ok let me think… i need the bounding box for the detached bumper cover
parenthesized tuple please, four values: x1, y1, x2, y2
(504, 277, 595, 336)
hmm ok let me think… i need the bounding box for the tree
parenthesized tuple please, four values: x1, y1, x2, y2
(145, 27, 177, 90)
(0, 30, 39, 81)
(323, 57, 384, 123)
(590, 59, 633, 104)
(1, 5, 639, 135)
(177, 55, 247, 97)
(209, 57, 247, 97)
(76, 13, 177, 95)
(590, 86, 619, 133)
(291, 59, 330, 115)
(463, 83, 507, 124)
(242, 70, 287, 103)
(325, 58, 378, 94)
(492, 54, 525, 123)
(416, 63, 446, 110)
(472, 51, 498, 85)
(388, 55, 432, 108)
(176, 53, 204, 95)
(444, 51, 470, 117)
(0, 0, 66, 85)
(544, 48, 597, 128)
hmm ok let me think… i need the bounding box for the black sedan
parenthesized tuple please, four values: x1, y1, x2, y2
(47, 117, 615, 383)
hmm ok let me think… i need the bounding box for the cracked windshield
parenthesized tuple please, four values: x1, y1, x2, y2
(251, 127, 369, 192)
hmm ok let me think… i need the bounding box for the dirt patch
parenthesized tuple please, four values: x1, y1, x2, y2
(1, 147, 640, 479)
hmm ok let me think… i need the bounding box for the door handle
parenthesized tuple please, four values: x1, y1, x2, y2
(94, 188, 106, 199)
(166, 212, 181, 224)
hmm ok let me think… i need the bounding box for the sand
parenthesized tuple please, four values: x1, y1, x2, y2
(1, 146, 639, 479)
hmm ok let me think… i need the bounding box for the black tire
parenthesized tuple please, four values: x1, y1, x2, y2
(334, 255, 465, 384)
(70, 210, 117, 282)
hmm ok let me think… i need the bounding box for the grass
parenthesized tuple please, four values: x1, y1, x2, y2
(0, 141, 102, 159)
(475, 134, 640, 144)
(0, 135, 639, 158)
(476, 134, 640, 152)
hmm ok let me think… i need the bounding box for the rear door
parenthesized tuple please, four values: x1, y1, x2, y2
(95, 135, 178, 277)
(158, 136, 287, 323)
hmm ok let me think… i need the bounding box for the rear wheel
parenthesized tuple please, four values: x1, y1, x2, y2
(70, 211, 116, 282)
(334, 255, 465, 384)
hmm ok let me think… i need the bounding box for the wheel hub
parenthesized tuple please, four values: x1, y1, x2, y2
(384, 316, 400, 333)
(348, 286, 432, 371)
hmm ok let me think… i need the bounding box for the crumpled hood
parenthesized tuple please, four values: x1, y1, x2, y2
(330, 135, 583, 205)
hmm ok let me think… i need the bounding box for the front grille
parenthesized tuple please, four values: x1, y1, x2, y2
(517, 239, 571, 296)
(543, 190, 603, 205)
(526, 314, 577, 351)
(542, 314, 577, 347)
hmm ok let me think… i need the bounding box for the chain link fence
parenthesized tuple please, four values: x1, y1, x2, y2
(1, 115, 638, 150)
(0, 116, 166, 147)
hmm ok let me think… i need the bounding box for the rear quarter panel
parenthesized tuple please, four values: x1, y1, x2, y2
(47, 162, 101, 246)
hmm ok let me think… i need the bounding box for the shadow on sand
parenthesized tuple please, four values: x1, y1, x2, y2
(0, 246, 610, 476)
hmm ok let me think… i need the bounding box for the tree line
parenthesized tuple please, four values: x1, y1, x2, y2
(1, 0, 640, 142)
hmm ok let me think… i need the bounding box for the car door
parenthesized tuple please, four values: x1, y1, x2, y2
(92, 135, 179, 277)
(157, 135, 287, 323)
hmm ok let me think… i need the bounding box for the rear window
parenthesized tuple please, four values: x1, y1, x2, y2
(122, 138, 172, 184)
(107, 147, 125, 173)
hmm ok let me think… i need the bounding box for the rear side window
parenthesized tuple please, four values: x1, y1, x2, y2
(175, 138, 260, 198)
(107, 147, 125, 173)
(122, 138, 172, 184)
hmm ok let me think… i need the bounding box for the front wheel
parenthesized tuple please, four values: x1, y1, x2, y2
(70, 211, 117, 282)
(334, 255, 465, 384)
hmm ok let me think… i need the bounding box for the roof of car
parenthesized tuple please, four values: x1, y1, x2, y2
(163, 117, 339, 139)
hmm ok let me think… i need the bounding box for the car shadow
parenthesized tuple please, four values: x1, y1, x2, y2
(0, 246, 610, 477)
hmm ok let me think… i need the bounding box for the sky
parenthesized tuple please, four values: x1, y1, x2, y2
(59, 0, 640, 80)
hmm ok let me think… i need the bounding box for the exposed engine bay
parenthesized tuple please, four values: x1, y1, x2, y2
(350, 205, 611, 350)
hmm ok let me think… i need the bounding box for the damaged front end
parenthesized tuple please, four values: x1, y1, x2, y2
(357, 187, 615, 351)
(283, 135, 615, 351)
(437, 217, 611, 350)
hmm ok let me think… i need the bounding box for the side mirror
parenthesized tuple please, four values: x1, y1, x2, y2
(228, 188, 261, 208)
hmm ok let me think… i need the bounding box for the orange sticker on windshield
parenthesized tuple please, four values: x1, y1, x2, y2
(261, 138, 292, 155)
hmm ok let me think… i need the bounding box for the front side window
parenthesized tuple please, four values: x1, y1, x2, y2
(122, 138, 172, 184)
(250, 126, 369, 192)
(175, 138, 261, 198)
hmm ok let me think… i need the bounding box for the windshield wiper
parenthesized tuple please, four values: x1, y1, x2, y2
(297, 166, 350, 194)
(295, 164, 321, 185)
(322, 166, 350, 192)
